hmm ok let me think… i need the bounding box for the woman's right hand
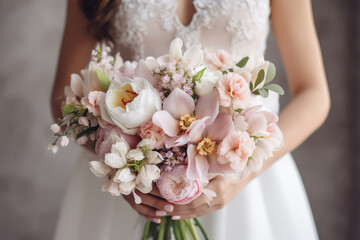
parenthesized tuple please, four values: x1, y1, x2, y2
(122, 187, 175, 223)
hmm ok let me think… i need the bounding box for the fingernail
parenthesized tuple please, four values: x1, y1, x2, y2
(164, 204, 174, 212)
(153, 218, 161, 224)
(155, 210, 167, 216)
(172, 215, 181, 220)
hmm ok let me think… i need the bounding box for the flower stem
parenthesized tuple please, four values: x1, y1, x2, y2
(142, 220, 151, 240)
(194, 218, 209, 240)
(184, 219, 199, 240)
(157, 217, 167, 240)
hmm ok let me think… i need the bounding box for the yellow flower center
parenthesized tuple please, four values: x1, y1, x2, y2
(196, 137, 216, 156)
(112, 84, 138, 109)
(179, 113, 196, 130)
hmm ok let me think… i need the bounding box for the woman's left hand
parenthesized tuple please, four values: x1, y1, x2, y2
(169, 175, 247, 219)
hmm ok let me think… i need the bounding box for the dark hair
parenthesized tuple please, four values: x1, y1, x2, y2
(80, 0, 121, 41)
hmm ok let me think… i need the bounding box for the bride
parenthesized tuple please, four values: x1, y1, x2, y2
(51, 0, 330, 239)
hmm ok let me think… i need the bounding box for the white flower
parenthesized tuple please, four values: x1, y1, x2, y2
(102, 180, 121, 196)
(50, 124, 60, 133)
(137, 137, 157, 150)
(113, 167, 136, 183)
(119, 181, 136, 195)
(76, 135, 88, 145)
(136, 164, 161, 193)
(59, 136, 69, 147)
(169, 38, 203, 69)
(78, 117, 89, 127)
(127, 149, 145, 161)
(104, 138, 130, 168)
(89, 161, 112, 178)
(145, 151, 163, 164)
(47, 144, 58, 154)
(104, 76, 162, 134)
(194, 67, 222, 96)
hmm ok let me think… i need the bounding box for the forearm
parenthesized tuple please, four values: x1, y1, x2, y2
(244, 86, 330, 185)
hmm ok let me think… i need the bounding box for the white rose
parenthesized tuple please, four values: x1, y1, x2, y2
(194, 66, 222, 96)
(104, 75, 162, 134)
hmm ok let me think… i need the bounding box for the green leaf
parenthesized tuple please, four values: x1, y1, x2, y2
(236, 56, 249, 68)
(192, 67, 206, 84)
(258, 88, 269, 98)
(264, 83, 284, 95)
(96, 69, 110, 91)
(234, 108, 243, 113)
(265, 63, 276, 84)
(249, 81, 254, 91)
(254, 69, 265, 89)
(62, 104, 77, 115)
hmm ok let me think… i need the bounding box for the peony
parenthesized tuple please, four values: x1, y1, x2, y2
(194, 67, 222, 96)
(204, 49, 233, 71)
(217, 131, 256, 172)
(216, 72, 252, 109)
(157, 165, 202, 204)
(103, 74, 162, 135)
(139, 120, 165, 149)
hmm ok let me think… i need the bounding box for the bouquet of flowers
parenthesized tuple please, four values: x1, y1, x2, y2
(49, 38, 284, 239)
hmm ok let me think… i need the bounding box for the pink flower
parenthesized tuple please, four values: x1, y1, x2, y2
(217, 131, 256, 172)
(205, 49, 233, 71)
(156, 165, 202, 205)
(152, 88, 219, 147)
(139, 120, 165, 149)
(119, 61, 137, 78)
(95, 126, 140, 159)
(186, 112, 235, 184)
(81, 91, 105, 117)
(216, 72, 252, 109)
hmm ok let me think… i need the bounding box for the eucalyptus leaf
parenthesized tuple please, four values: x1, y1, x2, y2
(265, 63, 276, 84)
(96, 69, 110, 91)
(254, 69, 265, 89)
(249, 81, 254, 91)
(264, 83, 284, 95)
(192, 67, 206, 84)
(236, 56, 249, 68)
(258, 88, 269, 98)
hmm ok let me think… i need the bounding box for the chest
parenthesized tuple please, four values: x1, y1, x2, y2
(110, 0, 270, 61)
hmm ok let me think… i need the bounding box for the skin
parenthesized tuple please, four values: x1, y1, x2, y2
(52, 0, 330, 224)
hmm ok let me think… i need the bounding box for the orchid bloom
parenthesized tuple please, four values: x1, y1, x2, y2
(186, 112, 234, 184)
(152, 88, 219, 148)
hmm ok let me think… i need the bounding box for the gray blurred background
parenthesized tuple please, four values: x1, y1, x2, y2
(0, 0, 359, 239)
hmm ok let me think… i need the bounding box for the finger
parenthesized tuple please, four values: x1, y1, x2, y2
(171, 202, 225, 220)
(139, 213, 162, 224)
(136, 190, 174, 213)
(149, 185, 164, 198)
(122, 193, 160, 218)
(171, 194, 208, 213)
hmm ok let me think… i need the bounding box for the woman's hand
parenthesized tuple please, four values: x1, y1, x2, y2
(123, 175, 248, 222)
(169, 176, 246, 219)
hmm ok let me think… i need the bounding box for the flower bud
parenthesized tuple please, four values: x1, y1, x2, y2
(50, 124, 60, 133)
(59, 136, 69, 147)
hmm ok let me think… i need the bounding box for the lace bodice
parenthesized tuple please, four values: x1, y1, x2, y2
(110, 0, 279, 113)
(110, 0, 270, 61)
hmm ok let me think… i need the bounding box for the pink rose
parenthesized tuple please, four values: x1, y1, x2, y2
(217, 131, 255, 172)
(205, 49, 233, 71)
(139, 120, 165, 149)
(95, 126, 140, 159)
(216, 72, 252, 109)
(81, 91, 105, 117)
(156, 165, 202, 205)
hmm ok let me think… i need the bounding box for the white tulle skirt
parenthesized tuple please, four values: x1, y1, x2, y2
(54, 151, 318, 240)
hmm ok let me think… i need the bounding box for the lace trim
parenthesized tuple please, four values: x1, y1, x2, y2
(111, 0, 270, 60)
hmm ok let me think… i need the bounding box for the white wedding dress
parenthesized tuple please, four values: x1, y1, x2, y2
(54, 0, 319, 239)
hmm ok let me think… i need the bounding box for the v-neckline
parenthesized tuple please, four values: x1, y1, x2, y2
(173, 0, 198, 28)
